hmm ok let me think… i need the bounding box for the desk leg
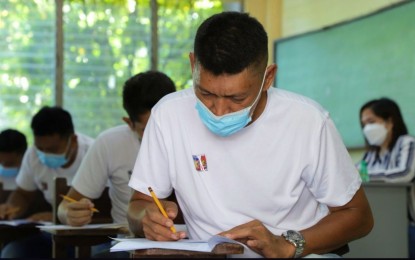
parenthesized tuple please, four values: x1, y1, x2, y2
(52, 235, 67, 258)
(76, 246, 91, 258)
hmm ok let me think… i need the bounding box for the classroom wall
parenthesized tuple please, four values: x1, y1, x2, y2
(281, 0, 404, 37)
(243, 0, 405, 60)
(243, 0, 406, 160)
(243, 0, 283, 64)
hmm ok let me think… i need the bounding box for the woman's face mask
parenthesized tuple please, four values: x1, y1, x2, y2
(194, 68, 268, 137)
(363, 123, 388, 146)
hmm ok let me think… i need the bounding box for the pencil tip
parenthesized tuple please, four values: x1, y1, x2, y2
(148, 187, 153, 192)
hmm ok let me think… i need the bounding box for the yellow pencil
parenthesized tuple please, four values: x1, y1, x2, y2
(148, 187, 176, 233)
(60, 194, 99, 213)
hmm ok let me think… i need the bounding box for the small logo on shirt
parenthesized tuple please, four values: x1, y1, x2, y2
(192, 154, 208, 172)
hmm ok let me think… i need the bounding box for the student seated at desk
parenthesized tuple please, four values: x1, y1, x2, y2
(358, 97, 415, 258)
(0, 106, 94, 258)
(57, 71, 176, 257)
(0, 129, 27, 194)
(127, 11, 374, 258)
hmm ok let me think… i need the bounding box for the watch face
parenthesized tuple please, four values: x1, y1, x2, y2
(284, 230, 305, 258)
(288, 230, 302, 240)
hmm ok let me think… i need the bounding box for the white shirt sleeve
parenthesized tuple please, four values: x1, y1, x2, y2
(71, 136, 109, 199)
(15, 147, 38, 191)
(305, 116, 362, 207)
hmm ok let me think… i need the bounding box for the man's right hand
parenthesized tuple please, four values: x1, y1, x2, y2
(0, 203, 20, 220)
(141, 199, 185, 241)
(128, 191, 187, 241)
(64, 198, 95, 226)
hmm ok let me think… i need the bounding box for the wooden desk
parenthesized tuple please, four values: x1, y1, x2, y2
(42, 225, 129, 258)
(347, 182, 410, 258)
(131, 242, 244, 258)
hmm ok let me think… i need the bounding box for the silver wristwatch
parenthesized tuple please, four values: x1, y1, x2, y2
(282, 230, 305, 258)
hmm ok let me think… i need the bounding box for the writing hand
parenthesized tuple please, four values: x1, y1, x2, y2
(64, 198, 95, 226)
(142, 200, 186, 241)
(0, 203, 20, 220)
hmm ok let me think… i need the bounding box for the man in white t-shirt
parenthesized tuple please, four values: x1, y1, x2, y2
(57, 71, 176, 257)
(127, 12, 374, 258)
(0, 106, 94, 258)
(0, 129, 27, 192)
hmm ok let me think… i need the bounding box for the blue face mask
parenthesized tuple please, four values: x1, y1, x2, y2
(0, 165, 19, 177)
(36, 137, 71, 169)
(195, 69, 267, 137)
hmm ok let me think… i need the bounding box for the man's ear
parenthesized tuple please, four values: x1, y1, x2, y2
(263, 64, 278, 91)
(189, 52, 195, 73)
(71, 133, 78, 145)
(122, 117, 134, 131)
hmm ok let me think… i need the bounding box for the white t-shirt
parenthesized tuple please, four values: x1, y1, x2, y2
(129, 87, 361, 256)
(0, 175, 18, 190)
(72, 125, 140, 224)
(16, 133, 94, 204)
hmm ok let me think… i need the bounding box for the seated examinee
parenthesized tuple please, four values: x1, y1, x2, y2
(58, 71, 176, 227)
(127, 12, 374, 258)
(0, 129, 27, 192)
(0, 129, 56, 220)
(0, 106, 94, 258)
(58, 71, 176, 258)
(358, 97, 415, 258)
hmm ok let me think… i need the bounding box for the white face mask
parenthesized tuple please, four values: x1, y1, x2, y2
(363, 123, 388, 146)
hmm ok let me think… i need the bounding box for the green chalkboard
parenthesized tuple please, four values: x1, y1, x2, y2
(274, 1, 415, 148)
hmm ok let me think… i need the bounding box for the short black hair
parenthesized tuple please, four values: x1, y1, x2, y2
(0, 129, 27, 154)
(194, 11, 268, 75)
(360, 97, 408, 150)
(31, 106, 74, 137)
(122, 71, 176, 122)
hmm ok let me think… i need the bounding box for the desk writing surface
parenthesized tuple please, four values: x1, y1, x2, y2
(39, 223, 129, 236)
(132, 243, 244, 258)
(347, 182, 409, 258)
(42, 223, 130, 258)
(362, 181, 412, 188)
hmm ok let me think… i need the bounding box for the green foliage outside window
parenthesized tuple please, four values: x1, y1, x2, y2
(0, 0, 223, 144)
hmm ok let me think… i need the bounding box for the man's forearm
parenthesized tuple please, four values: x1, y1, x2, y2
(128, 199, 151, 237)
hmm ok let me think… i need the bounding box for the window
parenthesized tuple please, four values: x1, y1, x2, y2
(0, 0, 234, 142)
(0, 0, 55, 143)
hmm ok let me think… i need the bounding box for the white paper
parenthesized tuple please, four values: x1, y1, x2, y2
(38, 222, 126, 231)
(110, 234, 242, 252)
(0, 219, 52, 226)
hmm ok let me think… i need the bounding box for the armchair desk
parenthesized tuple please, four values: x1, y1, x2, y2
(42, 225, 129, 258)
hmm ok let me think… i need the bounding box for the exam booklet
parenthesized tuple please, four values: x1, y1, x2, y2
(110, 235, 244, 253)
